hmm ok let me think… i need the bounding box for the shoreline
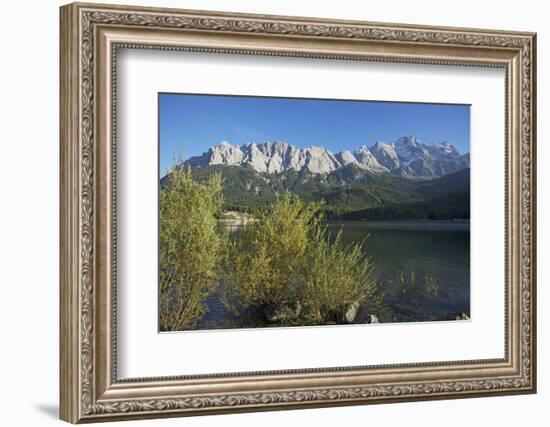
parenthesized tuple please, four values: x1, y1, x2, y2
(327, 219, 470, 231)
(219, 218, 470, 231)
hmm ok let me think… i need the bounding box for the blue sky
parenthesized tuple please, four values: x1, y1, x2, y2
(159, 93, 470, 175)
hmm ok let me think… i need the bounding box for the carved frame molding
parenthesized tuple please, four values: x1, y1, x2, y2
(60, 2, 536, 423)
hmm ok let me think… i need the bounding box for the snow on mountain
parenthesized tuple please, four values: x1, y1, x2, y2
(386, 136, 469, 179)
(185, 136, 469, 179)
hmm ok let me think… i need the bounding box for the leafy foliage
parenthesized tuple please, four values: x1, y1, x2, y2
(300, 227, 377, 324)
(222, 192, 377, 325)
(159, 164, 224, 331)
(222, 193, 321, 309)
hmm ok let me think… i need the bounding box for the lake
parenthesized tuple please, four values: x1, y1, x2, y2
(332, 221, 470, 323)
(197, 220, 470, 329)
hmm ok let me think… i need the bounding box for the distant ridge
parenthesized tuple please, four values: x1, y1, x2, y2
(185, 136, 469, 180)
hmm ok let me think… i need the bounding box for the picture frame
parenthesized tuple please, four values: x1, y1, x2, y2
(59, 2, 537, 423)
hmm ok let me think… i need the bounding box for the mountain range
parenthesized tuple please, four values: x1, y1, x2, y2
(164, 136, 470, 220)
(185, 136, 470, 180)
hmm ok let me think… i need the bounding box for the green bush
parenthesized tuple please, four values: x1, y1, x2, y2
(223, 192, 376, 325)
(159, 164, 224, 331)
(222, 192, 321, 310)
(300, 227, 376, 324)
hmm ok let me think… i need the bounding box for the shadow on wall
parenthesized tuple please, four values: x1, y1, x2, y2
(35, 404, 58, 419)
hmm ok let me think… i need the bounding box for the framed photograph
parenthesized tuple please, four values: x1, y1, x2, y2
(60, 2, 537, 423)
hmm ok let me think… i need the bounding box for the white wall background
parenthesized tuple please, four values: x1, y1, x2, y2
(0, 0, 545, 426)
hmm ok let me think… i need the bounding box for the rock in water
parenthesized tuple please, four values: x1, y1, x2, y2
(366, 314, 380, 324)
(342, 301, 361, 323)
(264, 301, 302, 323)
(455, 312, 470, 321)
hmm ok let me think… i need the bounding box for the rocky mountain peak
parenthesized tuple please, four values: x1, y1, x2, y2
(395, 135, 420, 145)
(185, 137, 469, 179)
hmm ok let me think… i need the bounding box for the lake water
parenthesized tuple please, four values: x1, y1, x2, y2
(332, 221, 470, 323)
(197, 220, 470, 329)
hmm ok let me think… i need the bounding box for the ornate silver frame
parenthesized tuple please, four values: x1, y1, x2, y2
(60, 2, 536, 423)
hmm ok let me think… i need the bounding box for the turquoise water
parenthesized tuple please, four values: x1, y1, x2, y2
(196, 221, 470, 328)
